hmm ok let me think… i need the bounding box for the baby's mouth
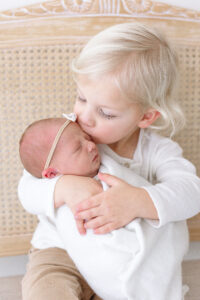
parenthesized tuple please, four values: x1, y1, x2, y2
(92, 153, 99, 162)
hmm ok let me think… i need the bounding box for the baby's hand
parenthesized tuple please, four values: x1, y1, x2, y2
(75, 173, 158, 234)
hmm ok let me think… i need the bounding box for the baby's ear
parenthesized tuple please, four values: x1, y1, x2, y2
(42, 167, 60, 179)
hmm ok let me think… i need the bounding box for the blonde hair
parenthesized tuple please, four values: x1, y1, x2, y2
(71, 22, 185, 136)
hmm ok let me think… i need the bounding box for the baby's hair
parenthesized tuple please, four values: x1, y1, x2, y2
(19, 118, 65, 178)
(71, 22, 185, 136)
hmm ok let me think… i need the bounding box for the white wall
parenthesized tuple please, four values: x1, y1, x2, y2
(0, 0, 47, 12)
(0, 0, 200, 12)
(0, 0, 200, 277)
(0, 255, 28, 277)
(158, 0, 200, 11)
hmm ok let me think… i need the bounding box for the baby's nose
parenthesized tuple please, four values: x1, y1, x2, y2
(87, 141, 96, 152)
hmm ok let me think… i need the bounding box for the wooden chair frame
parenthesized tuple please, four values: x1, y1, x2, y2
(0, 0, 200, 256)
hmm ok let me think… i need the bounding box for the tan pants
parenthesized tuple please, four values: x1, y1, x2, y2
(22, 247, 102, 300)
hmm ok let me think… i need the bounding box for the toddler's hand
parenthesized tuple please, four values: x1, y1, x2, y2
(75, 173, 157, 234)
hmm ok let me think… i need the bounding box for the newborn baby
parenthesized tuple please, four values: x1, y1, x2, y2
(19, 115, 101, 179)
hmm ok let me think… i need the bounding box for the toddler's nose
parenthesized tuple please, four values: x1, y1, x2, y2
(78, 111, 95, 128)
(80, 118, 94, 128)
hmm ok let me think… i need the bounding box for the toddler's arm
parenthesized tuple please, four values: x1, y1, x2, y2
(74, 137, 200, 233)
(18, 169, 102, 222)
(143, 137, 200, 227)
(54, 175, 103, 211)
(18, 169, 58, 219)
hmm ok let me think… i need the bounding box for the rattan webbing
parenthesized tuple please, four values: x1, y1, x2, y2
(174, 44, 200, 175)
(0, 38, 200, 256)
(0, 44, 83, 256)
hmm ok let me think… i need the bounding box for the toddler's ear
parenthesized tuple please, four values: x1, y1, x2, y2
(138, 109, 160, 129)
(42, 167, 60, 179)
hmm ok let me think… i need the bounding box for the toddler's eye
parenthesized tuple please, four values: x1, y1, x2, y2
(77, 96, 86, 103)
(98, 108, 115, 120)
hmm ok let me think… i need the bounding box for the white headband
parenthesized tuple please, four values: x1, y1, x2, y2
(43, 113, 77, 172)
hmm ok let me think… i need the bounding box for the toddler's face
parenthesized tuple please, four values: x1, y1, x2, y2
(74, 76, 144, 145)
(52, 122, 100, 177)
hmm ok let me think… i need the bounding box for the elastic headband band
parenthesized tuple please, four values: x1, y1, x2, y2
(43, 119, 71, 172)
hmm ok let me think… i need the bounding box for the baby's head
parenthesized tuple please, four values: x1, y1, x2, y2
(19, 118, 101, 178)
(72, 22, 185, 136)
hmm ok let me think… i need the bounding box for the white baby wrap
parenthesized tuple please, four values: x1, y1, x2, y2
(55, 145, 189, 300)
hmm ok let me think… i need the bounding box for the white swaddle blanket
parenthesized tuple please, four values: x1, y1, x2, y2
(55, 145, 189, 300)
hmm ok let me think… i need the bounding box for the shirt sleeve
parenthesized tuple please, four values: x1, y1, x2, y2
(143, 135, 200, 227)
(18, 169, 61, 220)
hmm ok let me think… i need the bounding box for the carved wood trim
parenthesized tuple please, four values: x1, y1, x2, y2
(0, 0, 199, 22)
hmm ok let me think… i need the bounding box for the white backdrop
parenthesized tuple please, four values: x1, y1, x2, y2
(0, 0, 46, 11)
(0, 0, 200, 12)
(159, 0, 200, 11)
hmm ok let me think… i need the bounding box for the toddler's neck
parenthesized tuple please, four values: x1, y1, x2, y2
(108, 128, 140, 159)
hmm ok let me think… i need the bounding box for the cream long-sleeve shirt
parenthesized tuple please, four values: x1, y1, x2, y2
(18, 128, 200, 250)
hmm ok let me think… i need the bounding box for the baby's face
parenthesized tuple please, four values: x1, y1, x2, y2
(51, 122, 101, 177)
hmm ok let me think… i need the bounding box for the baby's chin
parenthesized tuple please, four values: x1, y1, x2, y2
(86, 167, 99, 178)
(86, 155, 101, 177)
